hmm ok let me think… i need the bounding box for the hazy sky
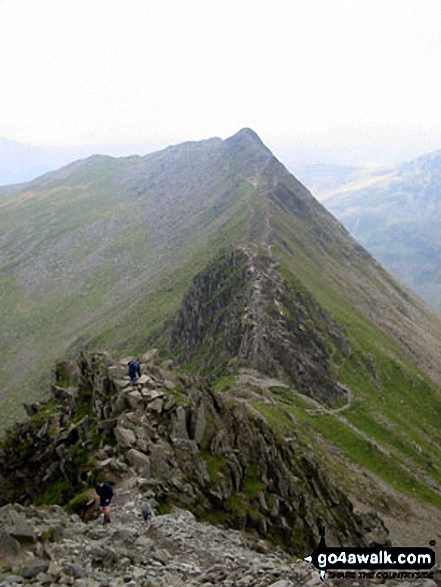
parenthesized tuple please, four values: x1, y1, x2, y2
(1, 0, 441, 166)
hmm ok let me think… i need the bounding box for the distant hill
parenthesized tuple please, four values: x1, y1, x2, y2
(2, 129, 441, 544)
(303, 151, 441, 313)
(0, 136, 164, 186)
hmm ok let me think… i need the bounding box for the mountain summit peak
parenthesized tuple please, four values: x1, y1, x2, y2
(226, 127, 269, 150)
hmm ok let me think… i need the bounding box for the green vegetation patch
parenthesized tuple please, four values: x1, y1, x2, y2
(213, 373, 237, 392)
(251, 403, 293, 437)
(269, 386, 313, 409)
(201, 451, 225, 484)
(65, 488, 95, 514)
(288, 407, 441, 508)
(40, 478, 71, 506)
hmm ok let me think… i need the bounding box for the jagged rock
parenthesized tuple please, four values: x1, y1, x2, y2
(107, 364, 124, 379)
(99, 418, 117, 434)
(127, 449, 151, 477)
(168, 249, 350, 405)
(142, 388, 165, 401)
(23, 402, 41, 417)
(149, 440, 177, 480)
(136, 374, 150, 386)
(0, 530, 21, 562)
(63, 562, 85, 578)
(113, 379, 132, 392)
(163, 396, 177, 411)
(192, 402, 207, 446)
(148, 397, 164, 413)
(126, 390, 143, 410)
(0, 505, 35, 542)
(97, 457, 128, 474)
(1, 574, 25, 584)
(171, 405, 189, 440)
(114, 426, 136, 448)
(54, 360, 79, 387)
(141, 349, 160, 365)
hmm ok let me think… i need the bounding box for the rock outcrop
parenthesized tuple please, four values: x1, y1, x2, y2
(0, 351, 386, 557)
(168, 248, 350, 405)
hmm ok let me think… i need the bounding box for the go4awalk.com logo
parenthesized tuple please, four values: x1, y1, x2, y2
(303, 530, 435, 581)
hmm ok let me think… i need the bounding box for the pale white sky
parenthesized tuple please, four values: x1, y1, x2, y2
(1, 0, 441, 165)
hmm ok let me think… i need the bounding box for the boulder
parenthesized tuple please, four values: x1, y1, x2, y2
(114, 426, 137, 448)
(63, 562, 84, 578)
(150, 440, 176, 479)
(0, 530, 21, 562)
(21, 561, 49, 579)
(141, 349, 160, 365)
(148, 398, 164, 413)
(127, 390, 143, 410)
(0, 505, 35, 543)
(141, 389, 164, 401)
(127, 449, 151, 477)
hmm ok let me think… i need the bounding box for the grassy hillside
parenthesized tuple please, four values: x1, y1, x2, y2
(0, 131, 271, 426)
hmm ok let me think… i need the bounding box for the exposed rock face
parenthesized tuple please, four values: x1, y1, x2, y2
(168, 248, 350, 405)
(0, 351, 386, 556)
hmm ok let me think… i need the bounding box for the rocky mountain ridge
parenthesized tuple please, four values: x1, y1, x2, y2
(167, 247, 349, 406)
(0, 351, 387, 557)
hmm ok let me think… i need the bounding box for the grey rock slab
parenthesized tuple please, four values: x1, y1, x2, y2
(21, 560, 50, 579)
(141, 349, 160, 364)
(193, 402, 207, 445)
(127, 449, 151, 477)
(171, 405, 189, 440)
(0, 506, 35, 543)
(0, 575, 25, 584)
(114, 426, 137, 448)
(62, 563, 84, 579)
(148, 397, 164, 413)
(0, 530, 21, 562)
(126, 390, 143, 409)
(142, 389, 165, 401)
(137, 374, 151, 385)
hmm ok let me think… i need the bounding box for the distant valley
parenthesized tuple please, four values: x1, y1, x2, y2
(295, 151, 441, 313)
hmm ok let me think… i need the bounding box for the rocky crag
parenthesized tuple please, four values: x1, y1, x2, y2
(167, 248, 350, 406)
(0, 351, 388, 571)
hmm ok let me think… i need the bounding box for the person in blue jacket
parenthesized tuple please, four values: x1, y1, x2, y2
(95, 481, 113, 524)
(128, 358, 141, 384)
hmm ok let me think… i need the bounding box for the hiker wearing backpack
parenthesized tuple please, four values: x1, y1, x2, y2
(128, 358, 141, 384)
(95, 481, 113, 525)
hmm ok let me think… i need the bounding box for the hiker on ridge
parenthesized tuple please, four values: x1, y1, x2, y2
(128, 358, 141, 385)
(95, 481, 113, 525)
